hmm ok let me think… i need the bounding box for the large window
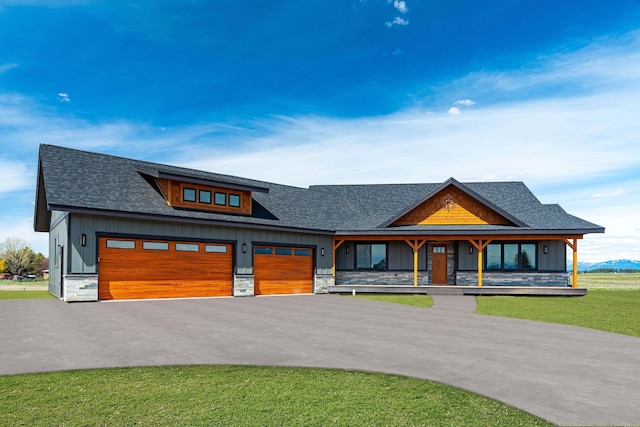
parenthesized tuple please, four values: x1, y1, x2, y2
(486, 243, 537, 271)
(356, 243, 387, 270)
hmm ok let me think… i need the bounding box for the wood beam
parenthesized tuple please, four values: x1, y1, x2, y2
(468, 239, 492, 287)
(404, 239, 427, 286)
(337, 234, 583, 242)
(332, 239, 345, 276)
(564, 238, 578, 288)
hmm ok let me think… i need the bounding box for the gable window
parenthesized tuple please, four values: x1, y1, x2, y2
(183, 187, 197, 202)
(229, 194, 241, 207)
(199, 190, 212, 204)
(214, 192, 226, 206)
(486, 243, 537, 271)
(356, 243, 387, 270)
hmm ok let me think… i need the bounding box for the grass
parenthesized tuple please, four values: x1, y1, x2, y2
(476, 289, 640, 337)
(0, 365, 551, 427)
(0, 290, 55, 300)
(573, 272, 640, 289)
(351, 293, 434, 307)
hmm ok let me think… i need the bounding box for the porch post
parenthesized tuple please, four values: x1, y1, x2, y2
(404, 239, 427, 286)
(477, 249, 483, 288)
(469, 239, 491, 288)
(564, 238, 578, 288)
(332, 239, 345, 277)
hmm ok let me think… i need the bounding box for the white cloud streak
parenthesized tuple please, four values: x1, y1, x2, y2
(385, 17, 408, 27)
(392, 0, 408, 13)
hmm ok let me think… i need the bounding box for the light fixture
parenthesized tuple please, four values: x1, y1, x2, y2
(321, 248, 325, 256)
(468, 246, 473, 254)
(543, 245, 548, 254)
(345, 245, 350, 255)
(81, 234, 86, 247)
(242, 243, 247, 253)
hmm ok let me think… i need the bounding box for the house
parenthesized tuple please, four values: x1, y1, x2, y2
(34, 144, 604, 302)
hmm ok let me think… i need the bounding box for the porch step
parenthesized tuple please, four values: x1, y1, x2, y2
(327, 285, 586, 297)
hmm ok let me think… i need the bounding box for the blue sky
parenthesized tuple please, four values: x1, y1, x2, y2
(1, 0, 639, 262)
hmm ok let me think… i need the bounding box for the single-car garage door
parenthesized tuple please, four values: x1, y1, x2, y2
(253, 245, 314, 295)
(98, 237, 233, 300)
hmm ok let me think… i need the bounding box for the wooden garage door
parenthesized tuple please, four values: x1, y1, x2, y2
(98, 237, 233, 300)
(253, 246, 313, 295)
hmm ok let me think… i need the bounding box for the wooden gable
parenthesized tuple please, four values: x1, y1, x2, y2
(392, 185, 513, 226)
(155, 178, 253, 215)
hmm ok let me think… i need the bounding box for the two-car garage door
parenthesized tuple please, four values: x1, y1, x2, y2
(98, 237, 233, 300)
(98, 238, 314, 300)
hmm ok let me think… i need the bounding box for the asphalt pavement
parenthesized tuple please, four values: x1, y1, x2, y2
(1, 294, 639, 426)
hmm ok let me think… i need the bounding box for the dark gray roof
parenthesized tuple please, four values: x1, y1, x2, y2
(35, 144, 604, 236)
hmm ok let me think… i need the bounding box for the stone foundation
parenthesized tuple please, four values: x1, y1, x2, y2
(336, 271, 429, 285)
(314, 274, 334, 293)
(456, 271, 569, 287)
(233, 275, 255, 296)
(64, 274, 98, 302)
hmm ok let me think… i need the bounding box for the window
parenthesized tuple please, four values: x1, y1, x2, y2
(106, 239, 136, 249)
(275, 248, 293, 255)
(176, 243, 199, 252)
(294, 249, 311, 256)
(229, 194, 241, 207)
(143, 241, 169, 250)
(485, 243, 537, 271)
(214, 192, 226, 206)
(199, 190, 212, 204)
(205, 245, 228, 253)
(183, 187, 197, 202)
(255, 247, 273, 255)
(356, 243, 387, 270)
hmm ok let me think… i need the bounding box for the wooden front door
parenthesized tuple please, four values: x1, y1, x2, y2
(432, 245, 447, 285)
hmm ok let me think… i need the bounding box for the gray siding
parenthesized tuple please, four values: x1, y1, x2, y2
(48, 210, 68, 298)
(68, 214, 333, 275)
(456, 240, 567, 272)
(336, 240, 426, 271)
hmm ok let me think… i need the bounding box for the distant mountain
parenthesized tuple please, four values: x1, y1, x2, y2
(567, 259, 640, 272)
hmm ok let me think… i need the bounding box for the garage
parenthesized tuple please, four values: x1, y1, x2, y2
(98, 237, 233, 300)
(253, 245, 314, 295)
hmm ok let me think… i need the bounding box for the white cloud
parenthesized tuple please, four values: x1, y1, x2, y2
(0, 63, 18, 73)
(0, 161, 31, 194)
(592, 188, 628, 199)
(392, 0, 408, 13)
(447, 107, 461, 115)
(0, 216, 49, 256)
(385, 17, 408, 27)
(57, 92, 70, 102)
(454, 99, 475, 106)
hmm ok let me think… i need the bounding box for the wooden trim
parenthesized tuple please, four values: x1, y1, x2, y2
(564, 238, 578, 288)
(338, 234, 584, 242)
(332, 239, 346, 276)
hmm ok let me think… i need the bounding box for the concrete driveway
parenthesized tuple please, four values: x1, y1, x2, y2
(1, 294, 639, 426)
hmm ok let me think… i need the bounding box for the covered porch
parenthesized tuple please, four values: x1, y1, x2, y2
(332, 234, 583, 289)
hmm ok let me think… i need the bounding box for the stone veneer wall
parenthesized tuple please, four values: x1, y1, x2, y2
(314, 274, 334, 294)
(456, 271, 569, 287)
(64, 274, 98, 302)
(233, 275, 254, 296)
(336, 271, 429, 285)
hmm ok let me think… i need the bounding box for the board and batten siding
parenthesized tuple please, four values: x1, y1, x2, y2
(335, 240, 427, 271)
(456, 240, 566, 272)
(67, 214, 333, 275)
(48, 210, 69, 298)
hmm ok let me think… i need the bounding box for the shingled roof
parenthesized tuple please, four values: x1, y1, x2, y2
(34, 144, 604, 236)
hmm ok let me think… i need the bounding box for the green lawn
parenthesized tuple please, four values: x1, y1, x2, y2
(0, 365, 550, 427)
(573, 272, 640, 289)
(476, 289, 640, 337)
(0, 290, 55, 300)
(352, 293, 434, 307)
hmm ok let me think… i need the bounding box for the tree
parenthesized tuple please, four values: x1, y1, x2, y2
(0, 258, 6, 273)
(1, 238, 37, 276)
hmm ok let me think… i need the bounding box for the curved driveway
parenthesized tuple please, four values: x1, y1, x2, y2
(2, 294, 639, 426)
